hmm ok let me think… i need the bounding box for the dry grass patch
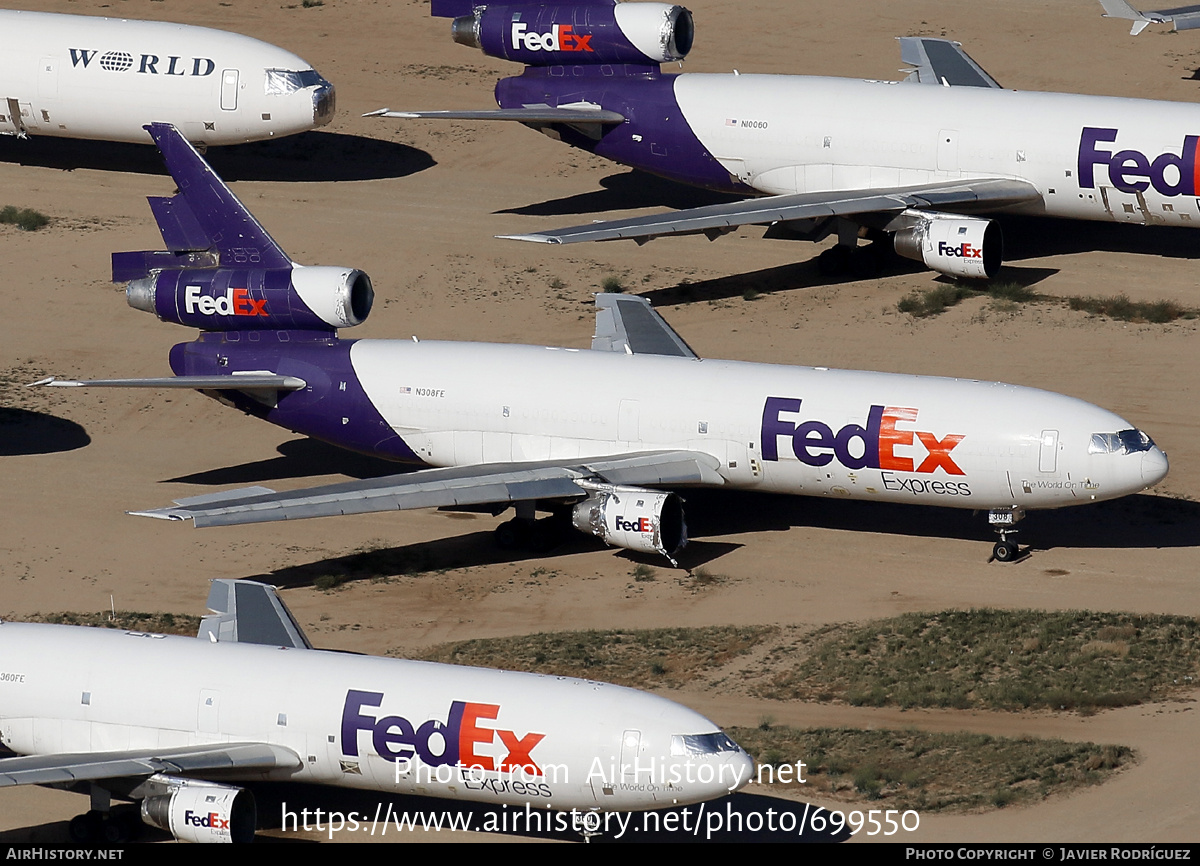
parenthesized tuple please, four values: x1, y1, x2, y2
(730, 725, 1133, 812)
(9, 611, 201, 635)
(759, 609, 1200, 712)
(411, 625, 778, 688)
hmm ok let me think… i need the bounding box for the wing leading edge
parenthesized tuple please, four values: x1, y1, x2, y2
(501, 178, 1042, 245)
(131, 451, 724, 528)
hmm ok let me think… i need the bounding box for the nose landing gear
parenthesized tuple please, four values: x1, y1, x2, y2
(988, 507, 1025, 563)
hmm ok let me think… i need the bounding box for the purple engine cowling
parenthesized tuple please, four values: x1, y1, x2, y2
(125, 265, 374, 332)
(452, 3, 693, 66)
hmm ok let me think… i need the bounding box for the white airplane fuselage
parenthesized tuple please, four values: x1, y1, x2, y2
(322, 339, 1164, 513)
(0, 10, 333, 145)
(671, 74, 1200, 225)
(0, 621, 751, 811)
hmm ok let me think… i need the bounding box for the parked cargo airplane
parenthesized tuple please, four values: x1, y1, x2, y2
(0, 10, 334, 145)
(371, 0, 1200, 278)
(0, 580, 750, 842)
(35, 124, 1168, 563)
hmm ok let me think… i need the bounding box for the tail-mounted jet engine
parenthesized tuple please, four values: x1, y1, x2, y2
(138, 775, 256, 844)
(570, 483, 687, 562)
(121, 264, 374, 332)
(892, 212, 1003, 279)
(439, 1, 694, 66)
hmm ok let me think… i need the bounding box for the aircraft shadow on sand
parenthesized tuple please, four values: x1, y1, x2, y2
(244, 783, 849, 843)
(998, 215, 1200, 262)
(681, 489, 1200, 555)
(166, 437, 405, 486)
(0, 131, 434, 183)
(0, 408, 90, 456)
(498, 169, 743, 217)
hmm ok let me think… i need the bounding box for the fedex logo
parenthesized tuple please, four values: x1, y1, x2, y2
(183, 286, 268, 317)
(184, 811, 229, 830)
(341, 690, 546, 776)
(1078, 127, 1200, 196)
(937, 241, 982, 260)
(615, 516, 652, 533)
(761, 398, 965, 475)
(510, 22, 594, 52)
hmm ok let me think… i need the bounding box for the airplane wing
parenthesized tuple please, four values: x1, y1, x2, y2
(898, 37, 1003, 88)
(365, 105, 626, 124)
(0, 743, 299, 788)
(499, 177, 1041, 245)
(129, 450, 725, 528)
(28, 374, 307, 392)
(592, 294, 698, 358)
(1098, 0, 1200, 33)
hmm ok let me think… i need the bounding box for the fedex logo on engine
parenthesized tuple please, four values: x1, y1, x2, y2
(184, 811, 229, 830)
(1078, 127, 1200, 196)
(510, 22, 593, 52)
(761, 398, 965, 475)
(937, 241, 983, 259)
(615, 516, 653, 533)
(341, 690, 546, 775)
(183, 286, 268, 317)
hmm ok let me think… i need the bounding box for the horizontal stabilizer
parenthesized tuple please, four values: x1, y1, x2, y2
(501, 178, 1041, 245)
(130, 451, 723, 529)
(366, 106, 626, 124)
(29, 375, 308, 392)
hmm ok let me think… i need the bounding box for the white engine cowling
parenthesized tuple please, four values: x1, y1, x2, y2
(571, 484, 687, 562)
(893, 214, 1002, 279)
(289, 265, 375, 328)
(140, 775, 256, 843)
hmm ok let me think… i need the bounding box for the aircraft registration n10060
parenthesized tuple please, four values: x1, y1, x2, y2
(0, 10, 334, 145)
(371, 0, 1200, 278)
(35, 124, 1169, 564)
(0, 581, 752, 842)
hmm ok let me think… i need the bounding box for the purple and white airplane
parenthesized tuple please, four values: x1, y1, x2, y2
(36, 124, 1168, 563)
(371, 0, 1200, 278)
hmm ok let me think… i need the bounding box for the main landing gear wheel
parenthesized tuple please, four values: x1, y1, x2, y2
(993, 540, 1019, 562)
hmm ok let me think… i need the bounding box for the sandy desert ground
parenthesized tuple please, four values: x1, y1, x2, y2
(0, 0, 1198, 843)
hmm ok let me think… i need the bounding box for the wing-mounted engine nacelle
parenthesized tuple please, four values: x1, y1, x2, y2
(138, 775, 256, 844)
(448, 2, 693, 66)
(123, 265, 374, 332)
(892, 213, 1002, 279)
(570, 483, 687, 562)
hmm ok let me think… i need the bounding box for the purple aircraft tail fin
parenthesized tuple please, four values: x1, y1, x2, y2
(114, 123, 292, 281)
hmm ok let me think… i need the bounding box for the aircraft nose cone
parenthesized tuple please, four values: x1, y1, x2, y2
(729, 749, 755, 792)
(313, 83, 336, 127)
(1142, 447, 1169, 485)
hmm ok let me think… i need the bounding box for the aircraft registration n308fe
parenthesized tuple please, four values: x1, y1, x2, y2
(0, 10, 334, 145)
(34, 124, 1169, 564)
(0, 581, 751, 842)
(371, 0, 1200, 278)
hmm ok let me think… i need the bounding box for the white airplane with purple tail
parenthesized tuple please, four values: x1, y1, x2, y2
(372, 0, 1200, 278)
(34, 124, 1168, 563)
(0, 580, 751, 842)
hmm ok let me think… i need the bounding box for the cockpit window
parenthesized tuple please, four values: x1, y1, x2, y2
(265, 69, 330, 95)
(671, 732, 741, 756)
(1089, 429, 1155, 455)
